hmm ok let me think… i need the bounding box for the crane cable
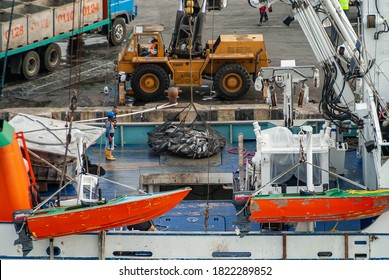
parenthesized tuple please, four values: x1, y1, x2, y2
(55, 0, 83, 203)
(57, 92, 78, 204)
(67, 0, 77, 101)
(75, 0, 85, 95)
(67, 0, 86, 101)
(205, 2, 217, 206)
(187, 1, 210, 232)
(205, 0, 218, 233)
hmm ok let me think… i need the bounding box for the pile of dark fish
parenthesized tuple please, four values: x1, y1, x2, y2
(147, 121, 226, 158)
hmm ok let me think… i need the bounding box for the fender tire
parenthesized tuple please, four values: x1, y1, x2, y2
(213, 64, 251, 100)
(109, 18, 126, 46)
(22, 50, 40, 80)
(131, 64, 170, 102)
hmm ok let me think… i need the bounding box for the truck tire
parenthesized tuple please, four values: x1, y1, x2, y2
(22, 51, 40, 80)
(131, 64, 169, 102)
(109, 18, 126, 46)
(40, 43, 61, 72)
(213, 64, 251, 100)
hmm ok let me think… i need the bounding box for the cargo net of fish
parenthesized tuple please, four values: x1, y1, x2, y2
(147, 107, 226, 158)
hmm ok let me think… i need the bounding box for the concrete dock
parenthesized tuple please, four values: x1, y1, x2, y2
(0, 1, 359, 120)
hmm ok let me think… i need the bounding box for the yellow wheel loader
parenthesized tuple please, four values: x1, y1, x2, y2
(116, 0, 269, 102)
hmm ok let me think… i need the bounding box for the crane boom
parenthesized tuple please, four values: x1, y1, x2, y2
(169, 0, 228, 57)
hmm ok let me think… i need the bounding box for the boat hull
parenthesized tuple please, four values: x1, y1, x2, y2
(26, 187, 191, 239)
(3, 212, 389, 259)
(249, 189, 389, 223)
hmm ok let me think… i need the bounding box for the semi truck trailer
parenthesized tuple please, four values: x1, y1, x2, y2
(0, 0, 137, 82)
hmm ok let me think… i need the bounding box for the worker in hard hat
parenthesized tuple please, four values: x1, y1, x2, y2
(105, 111, 116, 161)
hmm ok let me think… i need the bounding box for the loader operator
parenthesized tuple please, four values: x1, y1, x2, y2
(141, 37, 158, 57)
(105, 111, 116, 161)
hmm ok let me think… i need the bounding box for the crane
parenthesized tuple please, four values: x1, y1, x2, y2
(249, 0, 389, 189)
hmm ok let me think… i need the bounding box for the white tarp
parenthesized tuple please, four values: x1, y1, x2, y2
(9, 113, 104, 158)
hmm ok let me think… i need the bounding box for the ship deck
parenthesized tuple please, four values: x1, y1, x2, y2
(74, 136, 367, 233)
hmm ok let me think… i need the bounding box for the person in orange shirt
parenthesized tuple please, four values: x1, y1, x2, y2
(142, 37, 158, 56)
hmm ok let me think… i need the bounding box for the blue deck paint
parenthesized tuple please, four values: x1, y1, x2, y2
(87, 140, 257, 197)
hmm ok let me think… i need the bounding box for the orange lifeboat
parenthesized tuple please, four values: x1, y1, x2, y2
(23, 187, 191, 239)
(249, 189, 389, 223)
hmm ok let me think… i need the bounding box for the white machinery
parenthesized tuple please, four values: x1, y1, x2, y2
(255, 60, 319, 127)
(251, 0, 389, 190)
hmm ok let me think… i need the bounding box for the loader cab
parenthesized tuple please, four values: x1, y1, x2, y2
(137, 35, 162, 57)
(128, 25, 165, 58)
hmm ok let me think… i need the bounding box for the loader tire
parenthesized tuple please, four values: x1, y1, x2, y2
(213, 64, 251, 100)
(131, 64, 169, 102)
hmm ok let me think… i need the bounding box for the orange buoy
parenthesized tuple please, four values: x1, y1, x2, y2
(0, 120, 33, 222)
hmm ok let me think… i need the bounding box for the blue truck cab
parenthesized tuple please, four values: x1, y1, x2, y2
(108, 0, 138, 46)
